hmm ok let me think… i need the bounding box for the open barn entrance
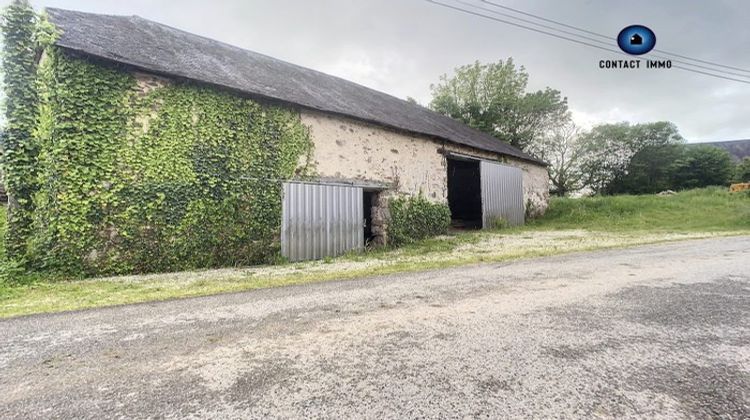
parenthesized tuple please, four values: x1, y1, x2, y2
(363, 191, 375, 246)
(447, 157, 482, 229)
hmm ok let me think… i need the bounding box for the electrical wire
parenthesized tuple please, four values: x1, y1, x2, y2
(426, 0, 750, 85)
(479, 0, 750, 74)
(451, 0, 750, 79)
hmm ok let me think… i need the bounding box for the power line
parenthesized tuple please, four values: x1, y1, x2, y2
(452, 0, 750, 79)
(433, 0, 750, 84)
(426, 0, 750, 85)
(453, 0, 617, 46)
(479, 0, 622, 40)
(479, 0, 750, 74)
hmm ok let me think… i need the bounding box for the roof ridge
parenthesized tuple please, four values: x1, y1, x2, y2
(45, 7, 131, 18)
(692, 139, 750, 144)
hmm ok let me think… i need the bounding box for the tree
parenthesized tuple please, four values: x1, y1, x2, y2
(578, 121, 684, 194)
(526, 121, 584, 196)
(1, 0, 39, 258)
(734, 157, 750, 183)
(577, 122, 633, 194)
(671, 146, 734, 189)
(429, 59, 569, 150)
(609, 144, 685, 194)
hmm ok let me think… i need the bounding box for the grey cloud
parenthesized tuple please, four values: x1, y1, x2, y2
(11, 0, 750, 141)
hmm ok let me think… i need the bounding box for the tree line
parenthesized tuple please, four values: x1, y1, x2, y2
(427, 59, 749, 196)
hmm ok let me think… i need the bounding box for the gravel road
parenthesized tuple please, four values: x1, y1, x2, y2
(1, 236, 748, 419)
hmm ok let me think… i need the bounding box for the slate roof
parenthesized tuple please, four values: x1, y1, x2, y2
(690, 139, 750, 162)
(46, 8, 545, 166)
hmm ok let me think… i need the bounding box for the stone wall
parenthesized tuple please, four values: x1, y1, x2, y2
(134, 72, 170, 94)
(300, 110, 448, 200)
(300, 110, 550, 216)
(131, 72, 550, 218)
(369, 192, 390, 247)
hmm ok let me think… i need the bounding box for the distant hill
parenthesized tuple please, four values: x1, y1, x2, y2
(690, 139, 750, 162)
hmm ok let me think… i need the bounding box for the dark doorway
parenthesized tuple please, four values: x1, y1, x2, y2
(363, 191, 375, 245)
(447, 157, 482, 229)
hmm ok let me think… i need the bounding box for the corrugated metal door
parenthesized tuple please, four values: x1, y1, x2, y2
(281, 182, 364, 262)
(480, 161, 525, 228)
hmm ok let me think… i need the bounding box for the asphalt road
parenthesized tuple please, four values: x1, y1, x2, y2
(1, 236, 749, 419)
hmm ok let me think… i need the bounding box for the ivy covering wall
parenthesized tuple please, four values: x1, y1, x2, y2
(28, 48, 314, 275)
(0, 0, 40, 259)
(2, 2, 455, 277)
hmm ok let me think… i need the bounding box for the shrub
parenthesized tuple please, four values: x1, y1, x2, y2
(735, 157, 750, 183)
(670, 146, 734, 190)
(388, 194, 451, 246)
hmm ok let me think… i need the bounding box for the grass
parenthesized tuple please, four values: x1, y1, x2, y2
(0, 187, 748, 318)
(0, 204, 5, 258)
(530, 187, 750, 232)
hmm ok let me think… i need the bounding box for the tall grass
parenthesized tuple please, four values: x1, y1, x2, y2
(530, 187, 750, 232)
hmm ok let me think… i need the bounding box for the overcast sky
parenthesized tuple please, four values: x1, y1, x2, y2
(6, 0, 750, 142)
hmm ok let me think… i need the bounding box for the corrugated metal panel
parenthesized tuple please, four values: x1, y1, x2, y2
(281, 182, 364, 262)
(480, 161, 525, 228)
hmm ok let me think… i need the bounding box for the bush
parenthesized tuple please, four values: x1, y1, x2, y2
(608, 144, 685, 195)
(671, 146, 734, 190)
(735, 157, 750, 183)
(0, 257, 47, 286)
(388, 194, 451, 246)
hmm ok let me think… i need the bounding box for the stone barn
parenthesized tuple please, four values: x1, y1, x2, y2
(29, 8, 549, 270)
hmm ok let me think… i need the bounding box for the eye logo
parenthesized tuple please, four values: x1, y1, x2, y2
(617, 25, 656, 55)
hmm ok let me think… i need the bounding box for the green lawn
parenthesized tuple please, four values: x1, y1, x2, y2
(1, 187, 748, 318)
